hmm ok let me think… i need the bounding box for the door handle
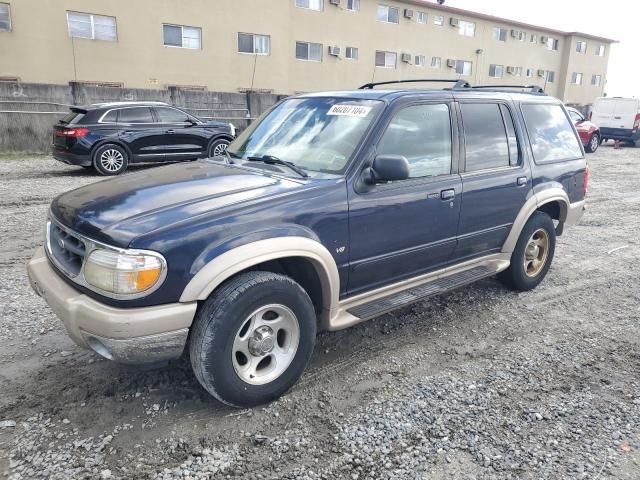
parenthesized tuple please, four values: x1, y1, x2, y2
(440, 189, 456, 200)
(517, 176, 528, 186)
(166, 129, 176, 134)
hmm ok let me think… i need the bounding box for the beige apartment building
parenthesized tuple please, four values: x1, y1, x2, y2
(0, 0, 615, 106)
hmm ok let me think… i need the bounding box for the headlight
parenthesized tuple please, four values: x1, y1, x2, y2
(83, 249, 166, 296)
(228, 122, 236, 137)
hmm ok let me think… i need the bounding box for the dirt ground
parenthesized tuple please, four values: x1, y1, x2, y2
(0, 146, 639, 479)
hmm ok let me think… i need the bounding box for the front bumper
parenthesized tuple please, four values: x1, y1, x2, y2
(27, 247, 197, 364)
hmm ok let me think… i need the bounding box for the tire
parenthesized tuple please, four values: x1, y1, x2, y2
(208, 138, 230, 158)
(585, 133, 600, 153)
(498, 211, 556, 291)
(189, 271, 317, 408)
(93, 144, 129, 176)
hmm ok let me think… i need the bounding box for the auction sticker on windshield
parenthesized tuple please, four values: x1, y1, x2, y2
(327, 104, 372, 117)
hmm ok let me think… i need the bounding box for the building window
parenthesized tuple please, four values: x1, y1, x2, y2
(0, 3, 11, 32)
(525, 68, 533, 77)
(514, 30, 526, 41)
(530, 34, 537, 43)
(431, 56, 442, 68)
(238, 33, 270, 55)
(345, 46, 358, 60)
(591, 74, 602, 86)
(415, 55, 425, 66)
(433, 15, 444, 26)
(346, 0, 360, 11)
(377, 5, 399, 23)
(296, 41, 322, 61)
(456, 60, 472, 76)
(417, 11, 427, 23)
(493, 27, 507, 42)
(163, 24, 201, 49)
(295, 0, 323, 11)
(576, 41, 587, 53)
(489, 64, 504, 78)
(546, 37, 559, 50)
(375, 50, 397, 68)
(571, 72, 583, 85)
(595, 44, 605, 56)
(513, 66, 523, 76)
(458, 20, 475, 37)
(545, 71, 555, 83)
(67, 11, 117, 41)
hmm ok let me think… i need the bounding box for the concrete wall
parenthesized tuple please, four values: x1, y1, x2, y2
(0, 82, 284, 153)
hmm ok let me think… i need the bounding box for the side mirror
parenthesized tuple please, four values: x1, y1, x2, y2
(365, 154, 410, 184)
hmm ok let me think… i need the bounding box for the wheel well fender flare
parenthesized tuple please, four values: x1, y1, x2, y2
(179, 236, 340, 324)
(502, 188, 569, 254)
(90, 139, 133, 161)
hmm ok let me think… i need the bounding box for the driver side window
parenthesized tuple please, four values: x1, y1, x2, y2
(377, 104, 452, 179)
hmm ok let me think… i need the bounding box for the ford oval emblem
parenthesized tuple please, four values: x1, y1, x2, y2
(58, 238, 65, 249)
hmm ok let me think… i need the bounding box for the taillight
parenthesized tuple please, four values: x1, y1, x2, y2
(633, 114, 640, 130)
(55, 127, 89, 137)
(584, 165, 590, 195)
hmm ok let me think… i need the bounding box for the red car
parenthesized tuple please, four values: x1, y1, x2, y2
(568, 107, 600, 153)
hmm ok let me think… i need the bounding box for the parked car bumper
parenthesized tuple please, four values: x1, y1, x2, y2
(600, 128, 640, 142)
(52, 146, 92, 167)
(27, 247, 197, 364)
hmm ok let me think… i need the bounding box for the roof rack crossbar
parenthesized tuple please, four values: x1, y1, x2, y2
(467, 85, 546, 94)
(358, 79, 471, 90)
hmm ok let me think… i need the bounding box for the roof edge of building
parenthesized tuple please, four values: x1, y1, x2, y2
(401, 0, 618, 43)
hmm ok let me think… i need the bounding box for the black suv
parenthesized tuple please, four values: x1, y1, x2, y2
(30, 81, 587, 407)
(52, 101, 235, 175)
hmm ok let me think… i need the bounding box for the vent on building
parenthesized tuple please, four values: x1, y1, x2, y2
(329, 0, 340, 5)
(328, 46, 341, 56)
(0, 76, 20, 83)
(401, 53, 412, 63)
(537, 69, 546, 77)
(167, 84, 207, 91)
(540, 35, 548, 44)
(404, 9, 414, 19)
(71, 81, 124, 88)
(446, 59, 456, 68)
(449, 17, 459, 27)
(506, 66, 515, 74)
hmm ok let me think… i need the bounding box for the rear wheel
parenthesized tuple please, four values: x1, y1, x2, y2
(93, 144, 129, 176)
(498, 211, 556, 291)
(189, 271, 317, 407)
(585, 133, 600, 153)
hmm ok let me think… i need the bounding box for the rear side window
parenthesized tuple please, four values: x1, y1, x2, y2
(101, 110, 118, 123)
(116, 107, 154, 124)
(377, 104, 452, 179)
(500, 105, 520, 166)
(521, 104, 583, 162)
(155, 107, 191, 123)
(461, 103, 510, 172)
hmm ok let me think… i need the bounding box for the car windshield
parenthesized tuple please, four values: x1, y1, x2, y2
(227, 97, 383, 176)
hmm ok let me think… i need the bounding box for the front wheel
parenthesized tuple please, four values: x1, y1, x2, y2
(208, 138, 230, 158)
(585, 133, 600, 153)
(498, 211, 556, 291)
(189, 271, 317, 408)
(93, 144, 129, 176)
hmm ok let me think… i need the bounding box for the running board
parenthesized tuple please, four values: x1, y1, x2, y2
(347, 266, 495, 321)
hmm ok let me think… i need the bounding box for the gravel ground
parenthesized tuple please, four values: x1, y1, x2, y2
(0, 148, 639, 480)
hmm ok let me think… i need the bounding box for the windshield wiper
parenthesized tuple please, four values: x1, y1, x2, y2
(247, 155, 309, 178)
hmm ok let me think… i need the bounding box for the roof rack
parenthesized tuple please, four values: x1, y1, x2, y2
(358, 79, 471, 90)
(465, 85, 546, 95)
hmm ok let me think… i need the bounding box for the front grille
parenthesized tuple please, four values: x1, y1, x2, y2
(48, 222, 87, 277)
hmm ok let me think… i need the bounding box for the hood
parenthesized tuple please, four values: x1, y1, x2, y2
(50, 161, 301, 246)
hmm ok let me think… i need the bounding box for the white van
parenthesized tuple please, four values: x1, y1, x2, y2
(591, 97, 640, 146)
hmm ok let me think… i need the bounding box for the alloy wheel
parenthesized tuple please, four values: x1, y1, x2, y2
(523, 228, 550, 277)
(99, 149, 124, 173)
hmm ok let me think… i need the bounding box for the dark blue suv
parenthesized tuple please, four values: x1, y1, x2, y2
(28, 81, 587, 407)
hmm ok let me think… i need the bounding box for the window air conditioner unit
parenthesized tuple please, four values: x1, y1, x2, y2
(328, 46, 341, 56)
(449, 17, 459, 27)
(506, 66, 515, 74)
(401, 53, 412, 63)
(329, 0, 340, 5)
(404, 9, 414, 19)
(537, 69, 546, 77)
(446, 59, 456, 68)
(540, 36, 548, 43)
